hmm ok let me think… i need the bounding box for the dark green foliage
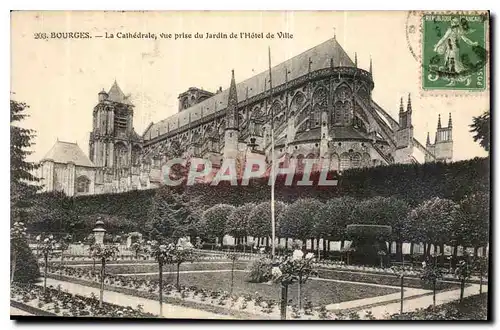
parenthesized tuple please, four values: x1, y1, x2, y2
(406, 197, 461, 246)
(314, 197, 357, 241)
(280, 198, 323, 241)
(346, 224, 392, 266)
(23, 158, 489, 248)
(458, 192, 490, 247)
(248, 201, 287, 239)
(10, 239, 40, 284)
(470, 110, 490, 151)
(201, 204, 236, 244)
(346, 224, 392, 239)
(145, 187, 202, 242)
(226, 203, 255, 239)
(185, 157, 488, 207)
(11, 100, 41, 224)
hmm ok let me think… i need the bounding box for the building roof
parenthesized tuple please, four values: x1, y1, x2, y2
(41, 140, 95, 167)
(108, 81, 133, 105)
(145, 37, 355, 140)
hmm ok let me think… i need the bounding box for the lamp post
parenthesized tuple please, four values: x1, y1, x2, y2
(93, 219, 106, 246)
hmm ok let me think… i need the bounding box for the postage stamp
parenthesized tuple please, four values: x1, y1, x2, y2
(421, 12, 489, 91)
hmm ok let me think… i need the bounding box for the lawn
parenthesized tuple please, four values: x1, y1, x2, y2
(100, 261, 249, 275)
(123, 270, 399, 306)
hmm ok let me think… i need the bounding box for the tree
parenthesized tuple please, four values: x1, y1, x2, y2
(146, 188, 202, 242)
(318, 197, 357, 249)
(420, 258, 443, 306)
(280, 198, 324, 254)
(171, 242, 196, 291)
(10, 100, 41, 224)
(147, 240, 175, 317)
(271, 250, 317, 319)
(470, 110, 490, 151)
(10, 221, 34, 284)
(36, 234, 57, 293)
(201, 204, 235, 247)
(226, 203, 255, 249)
(248, 201, 287, 247)
(455, 259, 472, 302)
(459, 192, 489, 255)
(351, 197, 410, 260)
(406, 197, 462, 259)
(130, 239, 146, 259)
(58, 234, 72, 273)
(89, 244, 119, 307)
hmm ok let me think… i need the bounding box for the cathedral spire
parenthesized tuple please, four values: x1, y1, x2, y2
(226, 69, 239, 130)
(437, 114, 442, 129)
(399, 97, 404, 113)
(407, 93, 412, 112)
(448, 112, 453, 128)
(426, 132, 431, 146)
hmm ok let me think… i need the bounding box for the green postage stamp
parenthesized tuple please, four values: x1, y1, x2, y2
(422, 12, 489, 91)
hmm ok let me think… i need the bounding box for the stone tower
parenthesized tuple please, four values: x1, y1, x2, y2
(89, 81, 138, 169)
(223, 70, 240, 159)
(426, 113, 453, 162)
(394, 94, 414, 163)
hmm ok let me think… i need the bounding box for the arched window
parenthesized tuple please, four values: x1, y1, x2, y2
(76, 176, 90, 193)
(330, 153, 340, 171)
(332, 84, 353, 126)
(340, 153, 350, 171)
(311, 88, 327, 129)
(351, 153, 361, 168)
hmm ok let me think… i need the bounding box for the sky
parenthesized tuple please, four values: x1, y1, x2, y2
(11, 11, 489, 162)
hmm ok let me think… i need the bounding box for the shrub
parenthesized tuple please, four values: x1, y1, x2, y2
(246, 257, 273, 283)
(11, 239, 40, 284)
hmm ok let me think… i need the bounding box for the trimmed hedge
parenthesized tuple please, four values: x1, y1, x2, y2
(27, 157, 489, 236)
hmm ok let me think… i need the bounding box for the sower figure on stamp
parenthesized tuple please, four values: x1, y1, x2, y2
(433, 17, 478, 73)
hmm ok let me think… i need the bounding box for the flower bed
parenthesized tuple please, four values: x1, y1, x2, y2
(66, 261, 249, 275)
(315, 261, 487, 283)
(10, 283, 155, 318)
(46, 265, 390, 320)
(317, 268, 459, 290)
(388, 293, 488, 320)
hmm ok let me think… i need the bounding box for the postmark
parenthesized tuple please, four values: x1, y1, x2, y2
(421, 12, 489, 92)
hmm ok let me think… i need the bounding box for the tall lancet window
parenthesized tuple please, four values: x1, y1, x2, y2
(311, 88, 327, 129)
(332, 84, 353, 126)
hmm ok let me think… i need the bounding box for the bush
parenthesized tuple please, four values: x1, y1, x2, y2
(246, 257, 273, 283)
(11, 239, 40, 284)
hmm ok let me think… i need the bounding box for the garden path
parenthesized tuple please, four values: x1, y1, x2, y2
(359, 284, 487, 319)
(38, 278, 235, 319)
(10, 307, 33, 316)
(324, 287, 429, 311)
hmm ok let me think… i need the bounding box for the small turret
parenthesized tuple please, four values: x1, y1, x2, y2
(98, 89, 108, 102)
(448, 112, 453, 128)
(437, 114, 442, 129)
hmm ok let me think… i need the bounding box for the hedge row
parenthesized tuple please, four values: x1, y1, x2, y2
(27, 157, 489, 236)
